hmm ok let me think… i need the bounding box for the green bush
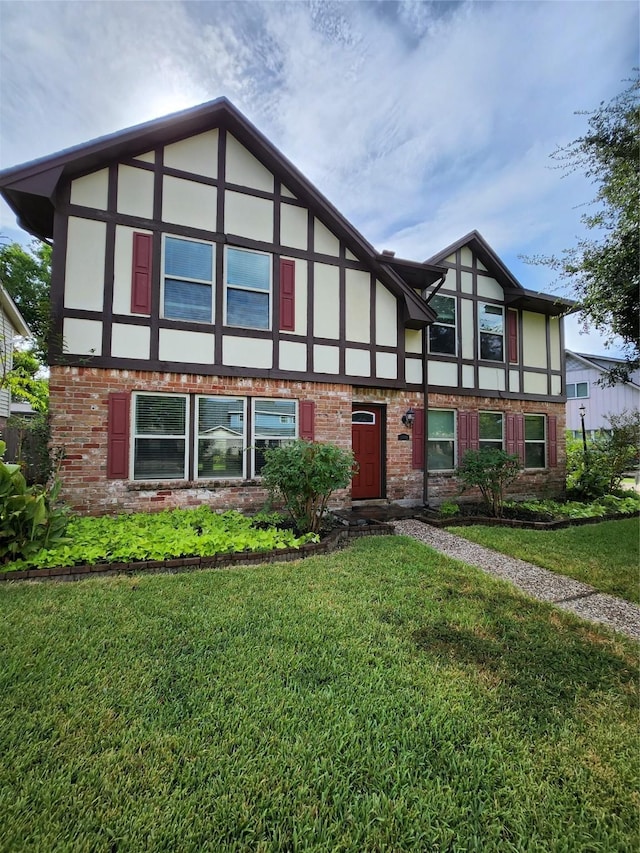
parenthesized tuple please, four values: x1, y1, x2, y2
(438, 500, 460, 518)
(261, 440, 355, 534)
(0, 440, 69, 563)
(456, 448, 520, 517)
(566, 410, 639, 498)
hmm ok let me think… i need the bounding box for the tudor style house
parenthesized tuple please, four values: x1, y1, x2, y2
(0, 99, 572, 514)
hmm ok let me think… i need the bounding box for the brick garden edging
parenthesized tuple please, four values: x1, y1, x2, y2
(417, 511, 639, 530)
(0, 522, 394, 584)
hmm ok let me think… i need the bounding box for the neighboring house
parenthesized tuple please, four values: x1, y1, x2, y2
(565, 350, 640, 438)
(0, 283, 30, 428)
(0, 98, 573, 514)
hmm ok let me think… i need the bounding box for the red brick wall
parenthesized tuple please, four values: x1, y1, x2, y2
(425, 393, 567, 506)
(49, 367, 425, 515)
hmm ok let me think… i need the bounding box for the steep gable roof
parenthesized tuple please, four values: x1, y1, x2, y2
(566, 350, 640, 390)
(426, 230, 575, 317)
(0, 98, 441, 328)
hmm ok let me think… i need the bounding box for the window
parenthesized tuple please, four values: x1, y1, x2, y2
(196, 397, 246, 479)
(479, 412, 503, 450)
(479, 303, 504, 361)
(524, 414, 545, 468)
(352, 411, 375, 424)
(163, 236, 214, 323)
(225, 247, 271, 329)
(566, 381, 589, 399)
(428, 294, 456, 355)
(427, 409, 455, 470)
(253, 398, 297, 475)
(132, 393, 188, 480)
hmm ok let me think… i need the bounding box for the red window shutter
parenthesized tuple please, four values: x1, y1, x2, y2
(107, 393, 130, 479)
(458, 412, 469, 460)
(279, 259, 295, 332)
(506, 414, 516, 456)
(507, 310, 518, 363)
(412, 408, 425, 470)
(469, 412, 479, 451)
(299, 400, 315, 441)
(131, 232, 152, 314)
(548, 415, 557, 467)
(515, 414, 525, 465)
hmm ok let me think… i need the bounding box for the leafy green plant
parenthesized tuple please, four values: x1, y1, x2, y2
(438, 500, 460, 518)
(566, 410, 640, 498)
(504, 492, 639, 520)
(0, 440, 69, 563)
(456, 449, 520, 517)
(260, 440, 355, 534)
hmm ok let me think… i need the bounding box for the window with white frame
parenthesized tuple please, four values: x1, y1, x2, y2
(132, 393, 188, 480)
(566, 381, 589, 399)
(479, 412, 503, 450)
(196, 396, 246, 479)
(428, 294, 456, 355)
(524, 414, 546, 469)
(163, 236, 214, 323)
(253, 398, 297, 475)
(225, 247, 271, 330)
(427, 409, 455, 470)
(479, 303, 504, 361)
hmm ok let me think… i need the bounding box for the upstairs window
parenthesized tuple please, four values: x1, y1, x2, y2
(428, 294, 456, 355)
(427, 409, 455, 471)
(479, 303, 504, 361)
(253, 398, 297, 475)
(479, 412, 503, 450)
(225, 247, 271, 330)
(566, 382, 589, 398)
(163, 236, 214, 323)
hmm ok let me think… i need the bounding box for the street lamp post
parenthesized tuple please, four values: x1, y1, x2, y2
(578, 403, 588, 463)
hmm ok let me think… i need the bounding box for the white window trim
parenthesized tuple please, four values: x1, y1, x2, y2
(428, 294, 457, 356)
(251, 397, 298, 478)
(131, 391, 189, 481)
(478, 302, 505, 363)
(427, 408, 456, 472)
(566, 381, 590, 399)
(224, 246, 272, 331)
(195, 395, 247, 480)
(161, 234, 215, 324)
(478, 411, 504, 450)
(352, 410, 376, 424)
(524, 413, 546, 470)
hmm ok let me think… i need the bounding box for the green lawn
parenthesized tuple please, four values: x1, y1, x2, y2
(1, 537, 638, 852)
(450, 517, 640, 603)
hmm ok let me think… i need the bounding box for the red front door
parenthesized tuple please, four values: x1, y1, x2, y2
(351, 406, 382, 499)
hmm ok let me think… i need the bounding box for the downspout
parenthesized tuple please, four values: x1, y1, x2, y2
(422, 272, 447, 506)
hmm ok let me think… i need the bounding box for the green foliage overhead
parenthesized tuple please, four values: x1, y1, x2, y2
(0, 240, 51, 364)
(261, 439, 355, 534)
(456, 448, 521, 517)
(0, 440, 69, 564)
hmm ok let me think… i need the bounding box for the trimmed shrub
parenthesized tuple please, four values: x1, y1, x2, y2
(456, 448, 520, 517)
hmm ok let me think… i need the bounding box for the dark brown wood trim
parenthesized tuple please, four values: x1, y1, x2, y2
(101, 164, 118, 358)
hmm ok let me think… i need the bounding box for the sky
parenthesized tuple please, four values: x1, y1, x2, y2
(0, 0, 637, 356)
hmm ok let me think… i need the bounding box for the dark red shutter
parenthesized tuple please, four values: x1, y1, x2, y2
(107, 393, 130, 479)
(515, 414, 525, 464)
(131, 232, 152, 314)
(412, 408, 425, 470)
(507, 310, 518, 363)
(299, 400, 315, 441)
(506, 414, 516, 456)
(279, 259, 295, 332)
(548, 415, 557, 467)
(458, 412, 469, 461)
(469, 412, 479, 451)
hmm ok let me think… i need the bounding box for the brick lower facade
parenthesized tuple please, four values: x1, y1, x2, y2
(49, 367, 566, 516)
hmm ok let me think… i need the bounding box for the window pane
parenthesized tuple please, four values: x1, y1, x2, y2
(135, 395, 186, 436)
(428, 410, 454, 439)
(479, 304, 504, 333)
(525, 442, 545, 469)
(133, 438, 186, 480)
(577, 382, 589, 397)
(525, 415, 545, 441)
(227, 248, 270, 291)
(431, 295, 455, 325)
(197, 439, 244, 478)
(480, 332, 503, 361)
(427, 441, 454, 470)
(254, 399, 296, 438)
(227, 288, 269, 328)
(566, 384, 576, 398)
(352, 411, 375, 424)
(198, 397, 244, 435)
(479, 412, 503, 441)
(429, 325, 455, 355)
(165, 279, 212, 322)
(165, 237, 212, 281)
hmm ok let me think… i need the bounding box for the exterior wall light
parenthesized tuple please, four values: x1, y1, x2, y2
(402, 408, 415, 427)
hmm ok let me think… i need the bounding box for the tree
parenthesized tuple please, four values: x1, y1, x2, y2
(456, 448, 521, 517)
(528, 75, 639, 383)
(0, 240, 51, 364)
(4, 349, 49, 413)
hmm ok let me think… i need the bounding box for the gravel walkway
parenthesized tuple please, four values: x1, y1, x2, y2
(394, 520, 640, 641)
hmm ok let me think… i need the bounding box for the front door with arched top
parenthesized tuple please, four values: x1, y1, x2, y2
(351, 405, 383, 499)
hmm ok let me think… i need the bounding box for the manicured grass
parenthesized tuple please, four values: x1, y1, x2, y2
(450, 518, 640, 603)
(1, 537, 638, 851)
